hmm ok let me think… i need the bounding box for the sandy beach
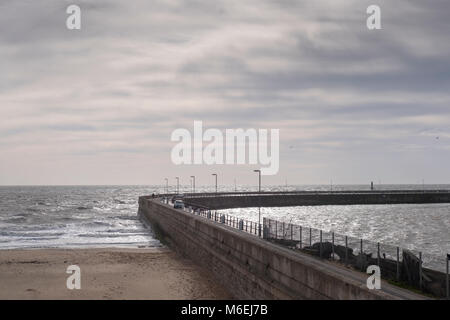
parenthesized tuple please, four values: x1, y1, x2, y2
(0, 247, 232, 300)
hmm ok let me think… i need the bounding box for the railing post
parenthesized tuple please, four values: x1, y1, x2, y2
(262, 218, 266, 238)
(419, 252, 423, 290)
(345, 236, 348, 264)
(309, 228, 312, 247)
(360, 239, 363, 271)
(282, 222, 285, 239)
(299, 226, 302, 249)
(446, 254, 449, 300)
(332, 232, 335, 261)
(275, 220, 278, 239)
(396, 247, 400, 282)
(377, 242, 380, 267)
(290, 224, 293, 240)
(319, 230, 323, 258)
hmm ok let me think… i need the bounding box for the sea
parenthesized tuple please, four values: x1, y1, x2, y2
(0, 184, 449, 270)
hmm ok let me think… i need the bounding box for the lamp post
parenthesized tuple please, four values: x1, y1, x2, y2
(446, 253, 449, 299)
(212, 173, 217, 193)
(254, 169, 261, 237)
(254, 170, 261, 192)
(164, 178, 168, 194)
(175, 177, 179, 194)
(190, 176, 195, 193)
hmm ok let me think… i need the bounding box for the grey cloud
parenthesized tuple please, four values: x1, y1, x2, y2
(0, 0, 449, 184)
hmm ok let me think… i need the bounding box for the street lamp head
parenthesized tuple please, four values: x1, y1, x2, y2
(254, 169, 261, 173)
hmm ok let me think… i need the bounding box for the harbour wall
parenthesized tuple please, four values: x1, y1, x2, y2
(138, 196, 424, 300)
(183, 191, 450, 210)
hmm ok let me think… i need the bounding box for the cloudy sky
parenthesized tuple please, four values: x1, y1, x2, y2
(1, 0, 449, 186)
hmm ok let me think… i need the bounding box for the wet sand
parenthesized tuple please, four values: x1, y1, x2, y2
(0, 247, 232, 300)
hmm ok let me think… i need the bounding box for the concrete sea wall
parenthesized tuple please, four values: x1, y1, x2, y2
(183, 191, 450, 210)
(138, 196, 423, 300)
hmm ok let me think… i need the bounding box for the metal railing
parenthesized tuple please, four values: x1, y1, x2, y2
(155, 196, 449, 299)
(263, 217, 450, 299)
(161, 197, 262, 236)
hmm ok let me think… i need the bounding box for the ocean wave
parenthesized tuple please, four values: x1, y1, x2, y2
(77, 233, 131, 238)
(111, 215, 137, 221)
(76, 206, 92, 210)
(88, 221, 112, 227)
(0, 185, 165, 249)
(20, 237, 61, 241)
(3, 216, 28, 223)
(0, 231, 65, 237)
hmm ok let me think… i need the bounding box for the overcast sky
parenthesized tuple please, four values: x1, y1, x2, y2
(1, 0, 449, 186)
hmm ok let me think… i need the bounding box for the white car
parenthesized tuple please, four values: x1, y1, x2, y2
(173, 200, 185, 209)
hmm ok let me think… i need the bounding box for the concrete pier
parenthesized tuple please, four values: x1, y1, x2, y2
(182, 190, 450, 210)
(138, 195, 428, 300)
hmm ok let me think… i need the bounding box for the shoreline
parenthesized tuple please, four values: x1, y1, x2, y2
(0, 247, 232, 300)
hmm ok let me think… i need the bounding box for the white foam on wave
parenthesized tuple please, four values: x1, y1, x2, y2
(0, 186, 160, 249)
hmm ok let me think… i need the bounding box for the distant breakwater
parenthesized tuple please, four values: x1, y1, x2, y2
(182, 190, 450, 210)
